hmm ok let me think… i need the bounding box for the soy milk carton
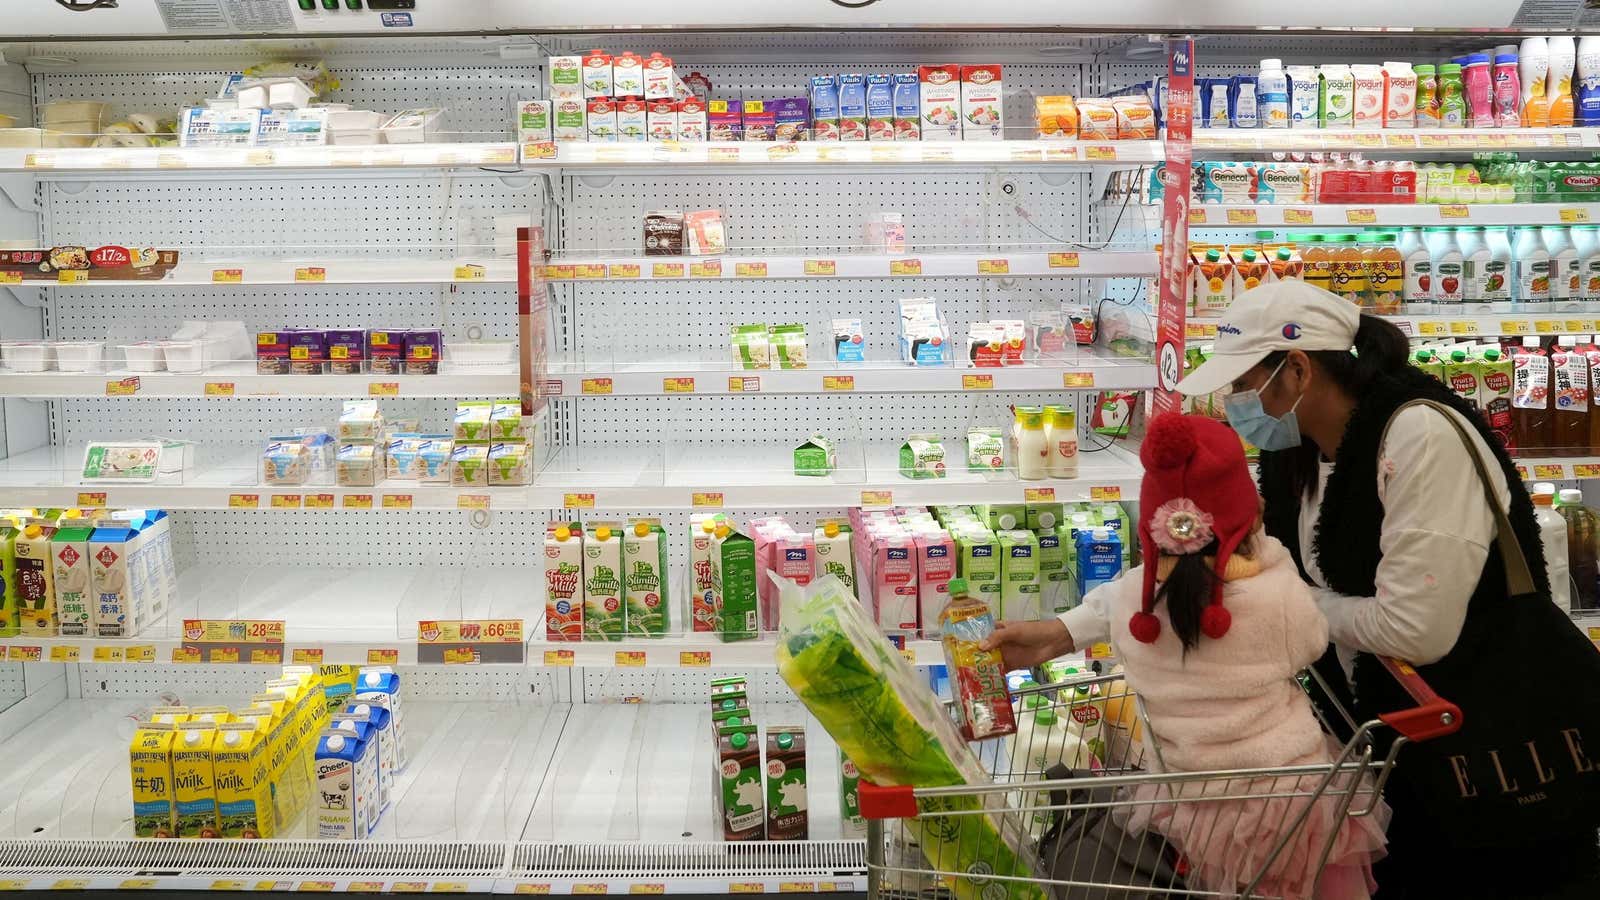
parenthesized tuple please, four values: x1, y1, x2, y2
(623, 523, 670, 637)
(15, 523, 55, 636)
(172, 722, 220, 838)
(90, 520, 139, 638)
(130, 721, 177, 838)
(51, 521, 94, 636)
(544, 523, 584, 642)
(582, 525, 625, 641)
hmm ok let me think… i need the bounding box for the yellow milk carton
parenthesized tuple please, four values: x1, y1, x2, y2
(318, 664, 359, 716)
(130, 721, 176, 838)
(213, 721, 274, 839)
(172, 722, 220, 838)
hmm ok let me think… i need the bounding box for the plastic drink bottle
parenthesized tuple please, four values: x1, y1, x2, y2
(1515, 225, 1552, 307)
(1257, 58, 1290, 128)
(1415, 64, 1440, 127)
(1544, 225, 1580, 310)
(1558, 489, 1599, 609)
(1578, 36, 1600, 126)
(1495, 53, 1523, 127)
(1463, 54, 1495, 127)
(1521, 37, 1552, 126)
(1535, 488, 1573, 610)
(1549, 36, 1577, 127)
(1438, 64, 1467, 126)
(1399, 227, 1432, 312)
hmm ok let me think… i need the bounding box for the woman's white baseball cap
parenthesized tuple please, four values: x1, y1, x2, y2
(1178, 280, 1362, 397)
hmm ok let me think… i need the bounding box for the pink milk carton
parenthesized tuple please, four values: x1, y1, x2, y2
(915, 530, 956, 638)
(871, 534, 919, 633)
(751, 519, 788, 630)
(771, 533, 815, 629)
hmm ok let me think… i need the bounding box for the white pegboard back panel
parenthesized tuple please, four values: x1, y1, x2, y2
(172, 509, 554, 568)
(583, 667, 793, 704)
(75, 663, 550, 703)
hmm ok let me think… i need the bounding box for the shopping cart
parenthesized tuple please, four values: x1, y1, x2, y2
(858, 657, 1461, 900)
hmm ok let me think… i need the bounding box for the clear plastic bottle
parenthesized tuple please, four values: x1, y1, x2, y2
(1558, 488, 1599, 610)
(1369, 232, 1403, 314)
(1535, 487, 1573, 610)
(1481, 226, 1515, 312)
(1330, 233, 1369, 307)
(1043, 406, 1079, 479)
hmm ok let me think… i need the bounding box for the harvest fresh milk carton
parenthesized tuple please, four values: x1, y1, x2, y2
(915, 530, 956, 637)
(623, 522, 670, 637)
(213, 721, 274, 838)
(582, 525, 625, 641)
(51, 520, 94, 636)
(130, 721, 177, 837)
(172, 722, 220, 838)
(690, 517, 719, 633)
(999, 530, 1042, 621)
(544, 523, 584, 641)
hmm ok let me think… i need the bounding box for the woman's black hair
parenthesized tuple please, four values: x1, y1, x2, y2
(1257, 314, 1412, 498)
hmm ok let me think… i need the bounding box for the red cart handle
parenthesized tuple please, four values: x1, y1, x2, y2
(858, 781, 918, 821)
(1375, 656, 1463, 742)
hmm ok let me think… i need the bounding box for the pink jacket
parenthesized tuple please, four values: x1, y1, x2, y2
(1111, 533, 1332, 773)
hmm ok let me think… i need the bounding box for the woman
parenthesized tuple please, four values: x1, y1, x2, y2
(987, 281, 1600, 899)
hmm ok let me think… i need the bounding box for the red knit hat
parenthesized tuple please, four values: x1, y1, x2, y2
(1130, 412, 1260, 644)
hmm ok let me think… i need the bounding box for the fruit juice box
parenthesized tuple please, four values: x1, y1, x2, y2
(893, 73, 921, 139)
(872, 533, 919, 632)
(998, 529, 1041, 621)
(812, 522, 855, 594)
(545, 523, 584, 642)
(51, 521, 94, 636)
(713, 528, 759, 641)
(1075, 529, 1123, 599)
(318, 664, 359, 716)
(131, 721, 177, 838)
(840, 752, 866, 838)
(14, 523, 52, 635)
(766, 726, 808, 840)
(810, 76, 840, 140)
(838, 73, 868, 141)
(716, 724, 764, 840)
(1037, 529, 1072, 615)
(583, 525, 625, 641)
(355, 667, 406, 770)
(961, 64, 1004, 139)
(866, 73, 895, 140)
(955, 529, 1002, 615)
(940, 587, 1017, 741)
(914, 531, 956, 638)
(172, 722, 220, 838)
(344, 704, 395, 806)
(919, 64, 962, 140)
(213, 721, 274, 839)
(315, 729, 378, 839)
(623, 522, 670, 637)
(691, 516, 720, 633)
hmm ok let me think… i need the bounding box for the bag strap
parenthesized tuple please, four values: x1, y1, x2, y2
(1380, 399, 1538, 598)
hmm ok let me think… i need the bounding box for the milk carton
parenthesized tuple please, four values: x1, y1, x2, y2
(548, 55, 582, 100)
(766, 727, 808, 840)
(130, 721, 177, 838)
(713, 527, 759, 641)
(0, 524, 15, 637)
(956, 529, 1002, 615)
(544, 523, 584, 642)
(333, 713, 386, 812)
(213, 722, 274, 839)
(772, 532, 815, 631)
(172, 723, 219, 838)
(355, 668, 407, 771)
(690, 517, 719, 633)
(582, 525, 625, 641)
(999, 530, 1042, 621)
(812, 522, 855, 594)
(915, 531, 956, 638)
(871, 534, 919, 633)
(919, 64, 962, 140)
(866, 73, 895, 140)
(716, 724, 764, 840)
(623, 523, 670, 637)
(838, 73, 868, 141)
(51, 521, 94, 636)
(315, 729, 378, 839)
(344, 704, 395, 808)
(90, 521, 139, 638)
(1037, 530, 1073, 615)
(840, 753, 866, 838)
(319, 664, 358, 716)
(961, 65, 1004, 139)
(1075, 528, 1123, 599)
(15, 523, 54, 636)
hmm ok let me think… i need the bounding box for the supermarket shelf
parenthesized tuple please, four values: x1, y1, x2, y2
(524, 138, 1161, 171)
(1192, 127, 1598, 154)
(8, 143, 520, 177)
(1190, 203, 1600, 229)
(1185, 312, 1600, 342)
(543, 250, 1156, 281)
(20, 258, 519, 288)
(0, 364, 518, 399)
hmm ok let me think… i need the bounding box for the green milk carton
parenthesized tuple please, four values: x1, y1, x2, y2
(1036, 529, 1072, 616)
(713, 528, 759, 642)
(0, 523, 19, 637)
(954, 528, 1001, 615)
(623, 523, 670, 637)
(998, 530, 1041, 621)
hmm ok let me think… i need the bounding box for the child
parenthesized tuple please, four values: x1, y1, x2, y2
(992, 412, 1389, 899)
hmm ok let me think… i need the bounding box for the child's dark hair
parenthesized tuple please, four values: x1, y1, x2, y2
(1156, 534, 1252, 653)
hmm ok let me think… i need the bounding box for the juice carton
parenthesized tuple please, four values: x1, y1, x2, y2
(1481, 348, 1514, 450)
(810, 76, 841, 140)
(840, 753, 866, 838)
(766, 727, 808, 840)
(893, 73, 921, 139)
(319, 664, 359, 716)
(544, 523, 584, 642)
(213, 721, 274, 839)
(866, 73, 895, 140)
(1443, 350, 1481, 413)
(716, 724, 764, 840)
(583, 525, 625, 641)
(623, 523, 670, 637)
(914, 531, 956, 638)
(1230, 246, 1269, 296)
(919, 64, 962, 140)
(1075, 528, 1123, 599)
(131, 721, 177, 838)
(15, 523, 52, 635)
(713, 527, 759, 641)
(51, 520, 94, 636)
(172, 722, 220, 838)
(582, 49, 612, 97)
(812, 522, 855, 593)
(838, 73, 868, 140)
(998, 530, 1042, 621)
(691, 517, 720, 633)
(548, 55, 582, 100)
(955, 529, 1002, 615)
(1192, 247, 1234, 317)
(961, 65, 1004, 139)
(871, 534, 919, 632)
(355, 668, 406, 771)
(315, 729, 379, 839)
(940, 578, 1018, 741)
(676, 97, 707, 141)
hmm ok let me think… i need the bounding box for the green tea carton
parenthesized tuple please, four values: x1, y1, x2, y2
(839, 752, 866, 838)
(623, 522, 670, 637)
(954, 527, 1002, 615)
(765, 726, 809, 840)
(582, 524, 625, 641)
(713, 527, 759, 641)
(899, 434, 947, 478)
(130, 721, 177, 838)
(794, 435, 836, 477)
(998, 530, 1041, 621)
(716, 724, 764, 840)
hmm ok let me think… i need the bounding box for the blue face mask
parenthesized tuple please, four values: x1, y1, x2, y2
(1224, 359, 1304, 452)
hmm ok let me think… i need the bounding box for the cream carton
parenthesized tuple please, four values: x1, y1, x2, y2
(131, 721, 177, 838)
(999, 530, 1042, 621)
(690, 517, 720, 633)
(213, 721, 274, 839)
(582, 49, 613, 97)
(915, 531, 956, 638)
(676, 98, 707, 141)
(544, 523, 584, 642)
(643, 52, 675, 100)
(613, 52, 644, 97)
(51, 521, 94, 636)
(616, 97, 648, 142)
(623, 522, 670, 637)
(315, 729, 379, 839)
(812, 522, 855, 594)
(583, 524, 625, 641)
(172, 722, 220, 838)
(961, 65, 1004, 139)
(548, 55, 582, 100)
(517, 100, 552, 144)
(587, 97, 617, 142)
(919, 64, 962, 141)
(16, 523, 54, 636)
(553, 98, 586, 141)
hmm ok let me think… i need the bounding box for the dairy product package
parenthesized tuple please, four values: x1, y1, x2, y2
(915, 531, 956, 637)
(766, 726, 809, 840)
(1201, 161, 1254, 204)
(870, 533, 919, 633)
(1037, 529, 1074, 615)
(1384, 62, 1418, 128)
(1075, 528, 1123, 599)
(130, 721, 177, 838)
(582, 50, 613, 97)
(839, 73, 867, 140)
(893, 73, 921, 139)
(212, 722, 274, 839)
(866, 73, 895, 140)
(355, 668, 406, 771)
(15, 523, 54, 636)
(624, 523, 670, 637)
(342, 705, 395, 807)
(716, 724, 764, 840)
(1351, 64, 1387, 128)
(172, 722, 219, 838)
(772, 532, 815, 632)
(998, 530, 1041, 621)
(676, 98, 706, 141)
(52, 520, 94, 636)
(961, 65, 1004, 139)
(1256, 163, 1310, 204)
(919, 64, 962, 140)
(813, 522, 856, 596)
(714, 528, 759, 641)
(583, 525, 625, 641)
(899, 434, 948, 478)
(691, 518, 719, 633)
(544, 523, 583, 642)
(553, 98, 585, 141)
(955, 529, 1002, 615)
(1320, 65, 1355, 127)
(548, 55, 582, 100)
(315, 729, 379, 839)
(840, 753, 866, 838)
(811, 76, 841, 140)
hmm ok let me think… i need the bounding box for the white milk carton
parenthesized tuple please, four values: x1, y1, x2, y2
(315, 729, 379, 839)
(812, 522, 856, 594)
(51, 519, 95, 637)
(354, 668, 407, 770)
(582, 525, 625, 641)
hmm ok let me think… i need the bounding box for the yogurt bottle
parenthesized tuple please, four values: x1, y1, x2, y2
(1545, 225, 1581, 311)
(1515, 226, 1552, 307)
(1257, 59, 1289, 128)
(1427, 227, 1465, 308)
(1462, 54, 1495, 128)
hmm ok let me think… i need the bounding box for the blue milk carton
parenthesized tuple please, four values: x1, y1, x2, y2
(315, 728, 379, 839)
(1074, 527, 1123, 600)
(345, 703, 395, 809)
(355, 668, 407, 770)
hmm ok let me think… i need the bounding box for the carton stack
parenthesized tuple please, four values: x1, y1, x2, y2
(316, 666, 408, 839)
(452, 398, 532, 489)
(710, 677, 810, 842)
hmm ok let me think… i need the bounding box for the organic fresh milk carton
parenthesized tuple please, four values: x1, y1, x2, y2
(344, 704, 395, 808)
(999, 530, 1042, 621)
(15, 523, 55, 636)
(812, 522, 855, 594)
(582, 525, 625, 641)
(1037, 530, 1073, 615)
(713, 527, 759, 642)
(690, 517, 719, 633)
(840, 752, 866, 838)
(130, 721, 177, 838)
(915, 531, 956, 638)
(173, 722, 220, 838)
(213, 721, 274, 839)
(315, 729, 378, 839)
(332, 715, 384, 813)
(51, 521, 94, 636)
(355, 668, 407, 771)
(0, 523, 17, 637)
(766, 726, 808, 840)
(624, 523, 670, 637)
(955, 529, 1002, 615)
(544, 523, 584, 642)
(716, 724, 764, 840)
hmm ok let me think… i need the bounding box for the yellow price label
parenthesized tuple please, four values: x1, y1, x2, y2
(1417, 321, 1449, 336)
(120, 880, 159, 890)
(369, 382, 400, 397)
(127, 645, 155, 662)
(1561, 207, 1593, 224)
(418, 619, 523, 644)
(692, 491, 725, 509)
(1089, 486, 1123, 501)
(689, 260, 722, 278)
(93, 646, 124, 662)
(7, 646, 40, 662)
(1048, 252, 1081, 269)
(52, 880, 90, 891)
(977, 258, 1010, 275)
(663, 377, 696, 393)
(454, 265, 487, 281)
(889, 258, 923, 276)
(0, 271, 20, 286)
(616, 650, 647, 667)
(204, 382, 236, 396)
(1500, 320, 1532, 335)
(1345, 208, 1377, 225)
(292, 648, 324, 664)
(57, 269, 89, 284)
(1062, 372, 1095, 388)
(1516, 465, 1530, 480)
(172, 647, 204, 665)
(544, 649, 576, 667)
(1282, 208, 1315, 225)
(822, 375, 855, 391)
(1351, 132, 1384, 148)
(735, 262, 768, 277)
(382, 494, 414, 510)
(1575, 464, 1600, 478)
(271, 494, 302, 509)
(1449, 320, 1480, 335)
(212, 882, 247, 891)
(348, 884, 387, 894)
(1535, 319, 1564, 333)
(575, 263, 607, 279)
(229, 494, 260, 509)
(1088, 642, 1114, 660)
(679, 650, 711, 668)
(431, 885, 468, 894)
(573, 886, 609, 896)
(1084, 145, 1117, 161)
(962, 374, 995, 390)
(630, 886, 667, 895)
(49, 645, 80, 662)
(305, 494, 335, 509)
(368, 648, 400, 665)
(1187, 208, 1207, 225)
(457, 494, 490, 510)
(804, 259, 836, 276)
(730, 884, 766, 894)
(860, 490, 894, 507)
(581, 378, 613, 395)
(728, 376, 760, 392)
(105, 377, 140, 396)
(77, 491, 107, 508)
(1439, 205, 1471, 220)
(442, 648, 477, 665)
(1569, 319, 1590, 333)
(393, 884, 428, 895)
(610, 263, 640, 278)
(294, 267, 327, 283)
(515, 885, 553, 895)
(1534, 464, 1567, 479)
(1024, 487, 1057, 502)
(564, 492, 597, 509)
(1225, 208, 1258, 225)
(343, 494, 374, 509)
(212, 268, 243, 284)
(652, 262, 684, 278)
(547, 264, 574, 280)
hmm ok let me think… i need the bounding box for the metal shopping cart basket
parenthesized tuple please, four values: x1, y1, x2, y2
(858, 657, 1461, 900)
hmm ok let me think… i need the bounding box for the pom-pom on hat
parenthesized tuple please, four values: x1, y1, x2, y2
(1130, 412, 1260, 644)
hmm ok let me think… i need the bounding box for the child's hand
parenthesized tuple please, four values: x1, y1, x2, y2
(979, 619, 1075, 670)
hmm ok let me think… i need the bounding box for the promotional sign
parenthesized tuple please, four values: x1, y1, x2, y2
(518, 226, 549, 420)
(1154, 38, 1194, 418)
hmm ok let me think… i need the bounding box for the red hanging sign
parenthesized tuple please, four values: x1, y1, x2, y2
(1155, 39, 1195, 418)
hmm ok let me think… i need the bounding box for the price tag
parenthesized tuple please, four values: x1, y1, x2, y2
(442, 648, 478, 665)
(77, 492, 106, 508)
(6, 646, 38, 662)
(516, 885, 554, 895)
(292, 648, 324, 664)
(564, 492, 597, 509)
(49, 645, 80, 662)
(1225, 208, 1258, 225)
(692, 492, 725, 509)
(295, 267, 327, 283)
(1417, 321, 1449, 336)
(1088, 642, 1114, 660)
(431, 885, 468, 894)
(0, 272, 21, 285)
(348, 885, 387, 894)
(229, 494, 261, 509)
(1282, 208, 1314, 225)
(105, 377, 141, 397)
(250, 648, 282, 664)
(1535, 320, 1564, 333)
(204, 382, 236, 397)
(889, 258, 923, 276)
(1187, 208, 1207, 225)
(680, 650, 711, 668)
(1574, 464, 1600, 478)
(1089, 486, 1123, 501)
(1345, 208, 1377, 225)
(184, 619, 285, 644)
(729, 884, 765, 894)
(804, 259, 836, 276)
(369, 382, 400, 397)
(544, 649, 575, 667)
(393, 884, 428, 894)
(1048, 252, 1080, 269)
(52, 880, 90, 891)
(1561, 207, 1592, 224)
(1024, 488, 1057, 503)
(860, 490, 894, 507)
(379, 494, 413, 510)
(546, 264, 574, 280)
(1569, 319, 1590, 333)
(212, 881, 247, 891)
(1084, 145, 1117, 161)
(343, 494, 374, 509)
(212, 268, 243, 284)
(735, 262, 768, 278)
(962, 374, 995, 390)
(1498, 320, 1532, 335)
(271, 495, 302, 509)
(156, 152, 187, 169)
(1439, 205, 1471, 220)
(977, 258, 1010, 275)
(170, 647, 202, 664)
(728, 376, 760, 392)
(368, 648, 400, 665)
(1446, 133, 1476, 148)
(457, 494, 490, 510)
(576, 377, 615, 396)
(663, 377, 696, 393)
(652, 262, 684, 278)
(689, 260, 722, 278)
(419, 619, 523, 645)
(1062, 372, 1095, 388)
(305, 494, 335, 509)
(127, 645, 155, 663)
(575, 263, 607, 279)
(616, 650, 647, 667)
(121, 880, 159, 891)
(1449, 320, 1480, 335)
(1534, 464, 1567, 480)
(822, 375, 855, 391)
(93, 646, 124, 662)
(631, 886, 667, 895)
(57, 270, 88, 284)
(573, 885, 609, 896)
(1352, 132, 1384, 148)
(454, 265, 487, 281)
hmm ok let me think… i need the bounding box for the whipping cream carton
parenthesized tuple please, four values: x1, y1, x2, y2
(919, 64, 962, 140)
(613, 52, 644, 97)
(643, 52, 675, 100)
(647, 100, 677, 141)
(587, 98, 617, 142)
(582, 49, 613, 97)
(676, 98, 707, 141)
(616, 97, 648, 142)
(553, 98, 586, 142)
(583, 524, 625, 641)
(961, 65, 1004, 139)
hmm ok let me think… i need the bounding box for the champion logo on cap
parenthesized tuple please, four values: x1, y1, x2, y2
(1217, 323, 1243, 336)
(1282, 323, 1303, 340)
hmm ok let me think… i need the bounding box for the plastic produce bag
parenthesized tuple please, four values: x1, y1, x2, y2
(774, 574, 1044, 900)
